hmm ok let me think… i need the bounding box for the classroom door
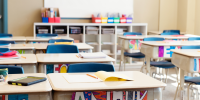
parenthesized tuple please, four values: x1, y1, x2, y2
(0, 0, 8, 33)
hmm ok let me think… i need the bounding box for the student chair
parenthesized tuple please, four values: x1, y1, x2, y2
(46, 45, 79, 53)
(160, 32, 180, 35)
(48, 39, 74, 43)
(123, 32, 142, 36)
(0, 48, 9, 52)
(36, 34, 58, 37)
(163, 30, 180, 34)
(0, 65, 24, 74)
(0, 34, 13, 37)
(0, 40, 15, 44)
(67, 63, 115, 73)
(174, 45, 200, 100)
(188, 37, 200, 41)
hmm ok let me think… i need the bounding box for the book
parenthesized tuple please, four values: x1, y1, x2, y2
(79, 52, 107, 59)
(63, 71, 133, 83)
(0, 55, 20, 60)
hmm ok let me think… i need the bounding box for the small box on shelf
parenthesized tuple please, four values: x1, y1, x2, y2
(120, 17, 126, 23)
(101, 17, 108, 23)
(41, 8, 60, 23)
(114, 17, 120, 23)
(126, 17, 133, 23)
(107, 17, 114, 23)
(48, 17, 54, 23)
(42, 17, 49, 23)
(92, 15, 101, 23)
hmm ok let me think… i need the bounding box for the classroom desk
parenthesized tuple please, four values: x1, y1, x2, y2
(26, 36, 74, 44)
(148, 31, 187, 35)
(0, 54, 37, 73)
(47, 71, 166, 100)
(33, 43, 94, 53)
(9, 44, 35, 54)
(140, 41, 200, 76)
(171, 50, 200, 100)
(0, 73, 52, 100)
(0, 37, 26, 44)
(36, 53, 115, 73)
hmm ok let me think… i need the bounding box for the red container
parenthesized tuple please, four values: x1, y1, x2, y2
(120, 17, 127, 23)
(48, 17, 55, 23)
(92, 17, 101, 23)
(54, 17, 60, 23)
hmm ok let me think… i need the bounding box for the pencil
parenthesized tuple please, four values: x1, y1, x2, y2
(86, 74, 98, 79)
(76, 55, 79, 58)
(23, 44, 26, 46)
(21, 56, 26, 59)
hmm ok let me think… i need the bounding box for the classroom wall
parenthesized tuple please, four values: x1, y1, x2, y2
(177, 0, 187, 32)
(159, 0, 178, 31)
(195, 0, 200, 35)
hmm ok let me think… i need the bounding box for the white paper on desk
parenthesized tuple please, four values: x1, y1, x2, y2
(79, 52, 107, 59)
(63, 75, 102, 83)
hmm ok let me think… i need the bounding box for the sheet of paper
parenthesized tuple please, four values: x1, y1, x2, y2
(63, 75, 102, 83)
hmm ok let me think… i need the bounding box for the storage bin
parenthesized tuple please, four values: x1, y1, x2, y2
(120, 17, 126, 23)
(38, 29, 48, 34)
(126, 17, 133, 23)
(86, 27, 99, 34)
(49, 18, 54, 23)
(53, 26, 67, 34)
(69, 27, 82, 34)
(114, 17, 120, 23)
(42, 17, 49, 23)
(107, 17, 114, 23)
(54, 29, 64, 34)
(92, 17, 101, 23)
(102, 28, 115, 34)
(101, 17, 108, 23)
(54, 17, 60, 23)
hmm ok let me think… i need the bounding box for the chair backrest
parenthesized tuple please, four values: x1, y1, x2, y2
(188, 37, 200, 41)
(160, 32, 180, 35)
(0, 65, 24, 74)
(0, 40, 15, 44)
(46, 44, 79, 53)
(181, 46, 200, 49)
(143, 37, 165, 41)
(0, 48, 9, 52)
(36, 34, 58, 37)
(48, 39, 74, 43)
(123, 32, 142, 36)
(0, 34, 13, 37)
(163, 30, 180, 34)
(67, 63, 115, 73)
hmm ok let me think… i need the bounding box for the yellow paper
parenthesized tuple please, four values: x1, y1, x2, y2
(94, 71, 133, 81)
(54, 42, 73, 45)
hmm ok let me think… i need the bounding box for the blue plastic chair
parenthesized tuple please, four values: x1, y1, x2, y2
(46, 45, 79, 53)
(160, 32, 180, 35)
(67, 63, 115, 73)
(0, 48, 9, 52)
(188, 37, 200, 41)
(36, 34, 58, 37)
(0, 34, 13, 38)
(163, 30, 180, 34)
(0, 65, 24, 74)
(0, 40, 15, 44)
(123, 32, 142, 36)
(181, 45, 200, 49)
(48, 39, 74, 43)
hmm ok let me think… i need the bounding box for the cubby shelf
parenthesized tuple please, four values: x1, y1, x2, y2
(34, 23, 148, 64)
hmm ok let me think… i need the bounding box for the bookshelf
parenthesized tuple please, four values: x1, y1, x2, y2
(34, 23, 148, 65)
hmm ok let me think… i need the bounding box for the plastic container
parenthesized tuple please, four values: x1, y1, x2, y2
(92, 17, 101, 23)
(42, 17, 49, 23)
(101, 17, 108, 23)
(69, 27, 82, 34)
(120, 17, 126, 23)
(107, 17, 114, 23)
(48, 18, 54, 23)
(114, 17, 120, 23)
(54, 17, 60, 23)
(86, 27, 99, 34)
(126, 17, 133, 23)
(102, 28, 115, 34)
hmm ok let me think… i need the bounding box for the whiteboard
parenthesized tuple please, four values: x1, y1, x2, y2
(44, 0, 133, 18)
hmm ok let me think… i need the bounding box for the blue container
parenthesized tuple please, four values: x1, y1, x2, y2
(42, 17, 49, 23)
(107, 17, 114, 23)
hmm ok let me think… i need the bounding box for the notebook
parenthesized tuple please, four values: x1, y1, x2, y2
(79, 52, 107, 59)
(54, 42, 73, 45)
(0, 55, 20, 60)
(63, 71, 134, 83)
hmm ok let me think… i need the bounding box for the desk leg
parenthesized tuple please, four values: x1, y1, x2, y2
(119, 39, 125, 71)
(22, 64, 37, 73)
(146, 56, 151, 76)
(89, 49, 92, 53)
(179, 69, 185, 100)
(38, 63, 46, 73)
(29, 92, 51, 100)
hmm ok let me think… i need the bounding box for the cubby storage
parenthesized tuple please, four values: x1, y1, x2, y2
(34, 23, 148, 65)
(35, 25, 51, 34)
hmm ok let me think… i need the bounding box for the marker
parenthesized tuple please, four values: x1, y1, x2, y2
(86, 74, 98, 79)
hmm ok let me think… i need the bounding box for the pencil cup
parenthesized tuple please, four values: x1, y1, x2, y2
(42, 17, 49, 23)
(54, 17, 60, 23)
(107, 17, 114, 23)
(92, 17, 101, 23)
(48, 17, 55, 23)
(101, 17, 108, 23)
(120, 17, 126, 23)
(126, 17, 133, 23)
(114, 17, 120, 23)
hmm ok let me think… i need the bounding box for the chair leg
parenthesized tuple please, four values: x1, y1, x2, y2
(174, 83, 180, 100)
(140, 58, 145, 73)
(165, 69, 169, 83)
(187, 83, 192, 100)
(175, 67, 179, 82)
(123, 56, 126, 71)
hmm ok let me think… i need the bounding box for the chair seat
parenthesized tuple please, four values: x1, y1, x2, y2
(150, 61, 176, 69)
(124, 52, 145, 58)
(185, 76, 200, 85)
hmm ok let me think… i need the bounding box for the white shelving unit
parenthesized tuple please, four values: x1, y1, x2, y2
(34, 23, 148, 65)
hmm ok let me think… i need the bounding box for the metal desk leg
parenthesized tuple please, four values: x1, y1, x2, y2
(119, 39, 125, 71)
(179, 69, 185, 100)
(146, 56, 151, 76)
